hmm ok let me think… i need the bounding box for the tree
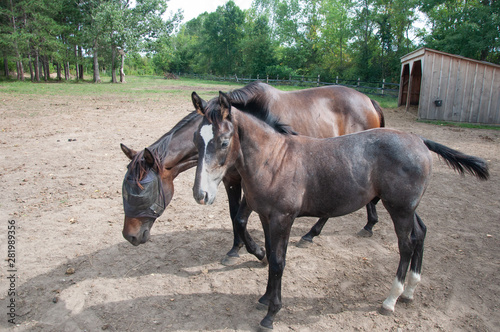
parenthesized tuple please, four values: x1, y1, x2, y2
(421, 0, 500, 63)
(201, 1, 245, 75)
(240, 15, 277, 76)
(319, 0, 355, 78)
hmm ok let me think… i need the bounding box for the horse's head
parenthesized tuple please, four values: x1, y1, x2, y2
(120, 144, 174, 246)
(191, 91, 239, 205)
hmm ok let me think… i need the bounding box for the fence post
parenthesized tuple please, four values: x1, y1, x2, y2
(357, 78, 360, 88)
(382, 78, 385, 95)
(317, 74, 320, 87)
(235, 74, 238, 82)
(257, 74, 259, 81)
(266, 75, 269, 84)
(336, 76, 338, 85)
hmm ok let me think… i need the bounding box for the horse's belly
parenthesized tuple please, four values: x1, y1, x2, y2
(299, 187, 375, 219)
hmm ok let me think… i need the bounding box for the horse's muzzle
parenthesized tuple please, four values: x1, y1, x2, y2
(193, 190, 209, 205)
(122, 217, 154, 246)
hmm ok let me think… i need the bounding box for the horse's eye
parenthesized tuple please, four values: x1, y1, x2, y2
(221, 141, 229, 149)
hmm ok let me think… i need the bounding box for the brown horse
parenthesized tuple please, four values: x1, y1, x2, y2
(121, 82, 384, 264)
(191, 91, 489, 329)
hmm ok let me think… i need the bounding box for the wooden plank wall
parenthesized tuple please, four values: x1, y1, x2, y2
(417, 50, 500, 124)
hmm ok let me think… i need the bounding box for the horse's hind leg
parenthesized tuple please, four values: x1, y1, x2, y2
(380, 211, 421, 315)
(357, 197, 380, 237)
(401, 213, 426, 302)
(297, 217, 328, 248)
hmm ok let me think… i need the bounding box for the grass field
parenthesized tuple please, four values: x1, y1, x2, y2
(0, 75, 399, 108)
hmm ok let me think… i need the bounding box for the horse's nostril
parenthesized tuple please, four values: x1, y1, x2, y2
(125, 234, 140, 246)
(194, 190, 207, 205)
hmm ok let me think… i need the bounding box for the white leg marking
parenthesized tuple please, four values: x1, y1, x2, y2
(402, 271, 421, 300)
(382, 278, 404, 312)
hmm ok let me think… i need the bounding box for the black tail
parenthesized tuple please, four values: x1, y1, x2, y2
(423, 139, 489, 180)
(370, 99, 385, 128)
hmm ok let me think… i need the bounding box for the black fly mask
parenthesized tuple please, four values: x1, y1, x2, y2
(122, 170, 166, 219)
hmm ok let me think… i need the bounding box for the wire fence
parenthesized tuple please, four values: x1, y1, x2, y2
(175, 73, 400, 98)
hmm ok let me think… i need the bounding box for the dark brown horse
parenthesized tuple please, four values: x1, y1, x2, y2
(121, 82, 384, 264)
(191, 92, 489, 329)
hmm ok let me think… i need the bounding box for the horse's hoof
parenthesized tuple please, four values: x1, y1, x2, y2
(399, 296, 413, 304)
(260, 256, 269, 265)
(256, 302, 269, 311)
(221, 255, 239, 266)
(357, 228, 373, 237)
(259, 317, 273, 330)
(296, 238, 313, 248)
(258, 323, 273, 331)
(378, 305, 394, 316)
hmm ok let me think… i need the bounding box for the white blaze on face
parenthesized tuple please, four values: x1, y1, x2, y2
(200, 124, 214, 150)
(198, 124, 217, 201)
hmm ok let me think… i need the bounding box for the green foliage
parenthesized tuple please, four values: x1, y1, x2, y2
(421, 0, 500, 62)
(1, 0, 498, 83)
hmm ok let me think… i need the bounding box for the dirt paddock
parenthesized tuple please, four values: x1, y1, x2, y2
(0, 81, 499, 331)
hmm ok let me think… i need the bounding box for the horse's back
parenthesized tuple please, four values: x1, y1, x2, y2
(269, 85, 382, 137)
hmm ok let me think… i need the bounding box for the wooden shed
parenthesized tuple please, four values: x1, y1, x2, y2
(398, 48, 500, 125)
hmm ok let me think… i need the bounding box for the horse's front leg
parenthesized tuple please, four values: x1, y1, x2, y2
(222, 178, 244, 266)
(222, 178, 263, 266)
(234, 197, 266, 262)
(258, 214, 293, 330)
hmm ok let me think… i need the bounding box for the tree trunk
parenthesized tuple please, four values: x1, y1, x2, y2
(64, 61, 70, 80)
(40, 59, 45, 81)
(79, 46, 84, 79)
(111, 46, 117, 83)
(16, 61, 24, 81)
(28, 54, 34, 81)
(3, 57, 9, 77)
(45, 56, 50, 80)
(34, 50, 40, 82)
(74, 45, 79, 81)
(120, 52, 126, 83)
(56, 62, 61, 81)
(93, 42, 101, 83)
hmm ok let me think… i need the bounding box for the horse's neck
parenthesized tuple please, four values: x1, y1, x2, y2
(234, 110, 288, 176)
(152, 115, 202, 169)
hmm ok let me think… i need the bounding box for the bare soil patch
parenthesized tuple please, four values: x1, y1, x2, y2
(0, 84, 499, 331)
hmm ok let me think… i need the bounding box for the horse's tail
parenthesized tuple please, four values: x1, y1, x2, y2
(370, 99, 385, 128)
(422, 138, 489, 180)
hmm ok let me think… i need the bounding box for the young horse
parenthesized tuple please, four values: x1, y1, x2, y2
(121, 81, 384, 264)
(192, 92, 489, 329)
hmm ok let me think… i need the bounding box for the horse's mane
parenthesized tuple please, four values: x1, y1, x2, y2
(227, 81, 270, 111)
(128, 111, 200, 183)
(205, 88, 296, 135)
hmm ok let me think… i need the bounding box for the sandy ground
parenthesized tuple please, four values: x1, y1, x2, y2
(0, 81, 499, 332)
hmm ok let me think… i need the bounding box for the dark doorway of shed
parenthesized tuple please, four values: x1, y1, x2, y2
(410, 60, 422, 105)
(399, 61, 422, 108)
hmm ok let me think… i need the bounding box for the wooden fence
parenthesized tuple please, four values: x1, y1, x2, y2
(176, 73, 399, 97)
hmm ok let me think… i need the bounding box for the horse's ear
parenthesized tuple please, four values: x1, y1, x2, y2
(219, 91, 231, 120)
(121, 143, 137, 160)
(143, 148, 155, 168)
(192, 92, 206, 116)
